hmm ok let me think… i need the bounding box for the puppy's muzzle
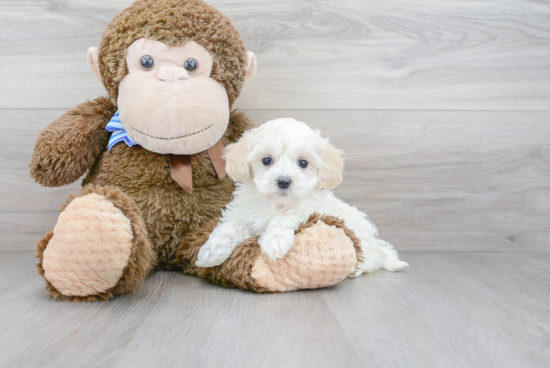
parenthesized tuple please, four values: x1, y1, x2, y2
(276, 176, 292, 190)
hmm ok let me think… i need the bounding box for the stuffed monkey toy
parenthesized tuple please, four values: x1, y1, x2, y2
(30, 0, 360, 302)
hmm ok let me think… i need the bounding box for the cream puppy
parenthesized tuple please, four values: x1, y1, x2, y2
(196, 118, 408, 276)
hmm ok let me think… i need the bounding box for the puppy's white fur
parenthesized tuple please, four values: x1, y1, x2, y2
(196, 118, 408, 276)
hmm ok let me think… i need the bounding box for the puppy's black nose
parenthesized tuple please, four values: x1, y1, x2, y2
(277, 176, 292, 189)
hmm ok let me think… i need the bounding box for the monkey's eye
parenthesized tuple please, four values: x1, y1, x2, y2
(262, 157, 273, 166)
(298, 159, 308, 168)
(184, 58, 198, 73)
(140, 55, 154, 71)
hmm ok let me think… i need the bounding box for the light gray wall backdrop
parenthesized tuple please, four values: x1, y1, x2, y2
(1, 0, 549, 251)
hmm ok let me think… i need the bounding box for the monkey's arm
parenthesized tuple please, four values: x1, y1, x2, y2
(30, 96, 117, 187)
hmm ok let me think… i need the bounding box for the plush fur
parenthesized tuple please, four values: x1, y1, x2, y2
(31, 0, 362, 301)
(36, 185, 155, 302)
(249, 216, 358, 292)
(82, 109, 254, 267)
(98, 0, 249, 107)
(43, 193, 135, 296)
(196, 118, 408, 275)
(30, 96, 116, 187)
(176, 213, 359, 292)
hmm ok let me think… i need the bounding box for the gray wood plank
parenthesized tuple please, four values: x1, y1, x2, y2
(1, 250, 549, 368)
(110, 278, 361, 368)
(1, 0, 549, 110)
(323, 251, 550, 368)
(3, 108, 549, 251)
(246, 109, 550, 252)
(0, 250, 362, 368)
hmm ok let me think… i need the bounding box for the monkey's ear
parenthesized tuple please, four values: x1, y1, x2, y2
(87, 47, 103, 82)
(224, 131, 254, 183)
(243, 51, 257, 87)
(318, 138, 344, 190)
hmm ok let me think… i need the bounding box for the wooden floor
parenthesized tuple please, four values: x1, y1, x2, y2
(1, 0, 550, 367)
(0, 250, 548, 368)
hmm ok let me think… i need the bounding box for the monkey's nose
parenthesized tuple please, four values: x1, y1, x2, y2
(276, 176, 292, 190)
(157, 66, 189, 82)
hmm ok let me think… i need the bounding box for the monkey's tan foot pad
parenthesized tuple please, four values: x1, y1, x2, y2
(251, 216, 359, 292)
(178, 213, 360, 293)
(36, 185, 155, 302)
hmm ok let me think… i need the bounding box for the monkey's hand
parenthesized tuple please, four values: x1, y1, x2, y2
(30, 96, 116, 187)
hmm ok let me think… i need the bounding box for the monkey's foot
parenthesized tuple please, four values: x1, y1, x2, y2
(250, 215, 359, 292)
(177, 213, 359, 292)
(36, 185, 155, 302)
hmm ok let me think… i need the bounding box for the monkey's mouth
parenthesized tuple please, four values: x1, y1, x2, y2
(129, 124, 213, 140)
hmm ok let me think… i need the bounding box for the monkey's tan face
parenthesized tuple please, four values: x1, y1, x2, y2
(117, 38, 230, 155)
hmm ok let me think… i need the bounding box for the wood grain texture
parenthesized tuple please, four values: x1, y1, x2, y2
(0, 250, 548, 368)
(0, 0, 549, 110)
(2, 2, 549, 367)
(246, 109, 550, 252)
(3, 108, 548, 251)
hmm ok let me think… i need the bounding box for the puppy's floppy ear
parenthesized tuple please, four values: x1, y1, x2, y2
(224, 130, 254, 183)
(318, 136, 344, 189)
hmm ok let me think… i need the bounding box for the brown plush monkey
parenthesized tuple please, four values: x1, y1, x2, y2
(30, 0, 359, 302)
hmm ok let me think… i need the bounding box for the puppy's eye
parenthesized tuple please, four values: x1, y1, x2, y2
(140, 55, 154, 71)
(184, 58, 198, 73)
(298, 159, 308, 168)
(262, 157, 273, 166)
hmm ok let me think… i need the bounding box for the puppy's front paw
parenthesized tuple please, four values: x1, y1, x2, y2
(259, 229, 295, 261)
(196, 237, 234, 268)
